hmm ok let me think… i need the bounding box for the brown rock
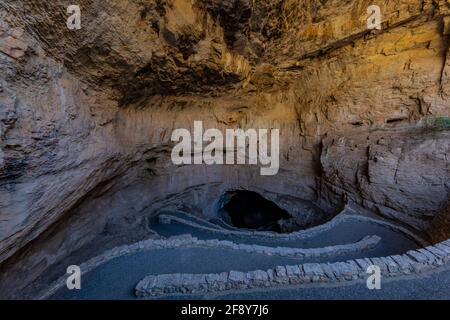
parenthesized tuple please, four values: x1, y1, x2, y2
(0, 0, 449, 299)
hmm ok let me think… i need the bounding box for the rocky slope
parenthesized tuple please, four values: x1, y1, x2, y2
(0, 0, 449, 298)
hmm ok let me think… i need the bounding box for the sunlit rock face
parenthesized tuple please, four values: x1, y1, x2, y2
(0, 0, 449, 298)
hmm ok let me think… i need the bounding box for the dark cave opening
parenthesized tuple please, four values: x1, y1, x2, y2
(222, 190, 291, 233)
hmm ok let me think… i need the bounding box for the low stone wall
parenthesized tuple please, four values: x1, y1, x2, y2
(157, 211, 348, 241)
(155, 210, 238, 231)
(37, 233, 379, 299)
(156, 207, 427, 245)
(135, 239, 450, 298)
(38, 209, 433, 299)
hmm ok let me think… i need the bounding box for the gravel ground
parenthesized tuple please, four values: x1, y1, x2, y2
(209, 266, 450, 300)
(150, 217, 419, 254)
(54, 218, 421, 300)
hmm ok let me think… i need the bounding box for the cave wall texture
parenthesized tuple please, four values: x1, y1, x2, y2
(0, 0, 450, 298)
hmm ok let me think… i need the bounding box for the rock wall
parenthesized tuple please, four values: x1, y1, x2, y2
(432, 200, 450, 242)
(0, 0, 449, 298)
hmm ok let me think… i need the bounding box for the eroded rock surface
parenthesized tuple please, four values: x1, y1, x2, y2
(0, 0, 449, 299)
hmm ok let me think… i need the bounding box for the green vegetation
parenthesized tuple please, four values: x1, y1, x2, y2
(434, 117, 450, 129)
(428, 116, 450, 131)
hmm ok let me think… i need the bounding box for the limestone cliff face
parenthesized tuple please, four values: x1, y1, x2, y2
(432, 199, 450, 242)
(0, 0, 449, 298)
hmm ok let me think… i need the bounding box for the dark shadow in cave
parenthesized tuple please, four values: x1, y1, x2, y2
(222, 191, 291, 233)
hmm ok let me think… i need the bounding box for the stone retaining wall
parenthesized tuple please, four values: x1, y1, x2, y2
(157, 208, 427, 245)
(38, 210, 434, 299)
(135, 239, 450, 298)
(37, 233, 379, 299)
(155, 210, 240, 231)
(157, 212, 347, 240)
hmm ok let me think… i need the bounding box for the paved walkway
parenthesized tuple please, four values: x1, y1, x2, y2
(150, 216, 419, 254)
(54, 214, 424, 300)
(208, 266, 450, 300)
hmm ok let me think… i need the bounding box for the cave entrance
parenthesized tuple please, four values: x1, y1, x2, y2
(222, 190, 291, 233)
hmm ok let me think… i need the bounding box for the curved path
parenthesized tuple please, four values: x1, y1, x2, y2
(52, 211, 424, 300)
(149, 215, 420, 256)
(157, 265, 450, 300)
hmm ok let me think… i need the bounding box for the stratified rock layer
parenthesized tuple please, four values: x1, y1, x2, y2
(0, 0, 449, 299)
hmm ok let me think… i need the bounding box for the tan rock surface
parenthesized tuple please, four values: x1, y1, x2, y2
(0, 0, 449, 298)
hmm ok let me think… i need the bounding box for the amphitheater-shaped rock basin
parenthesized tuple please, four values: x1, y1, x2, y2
(44, 206, 442, 300)
(1, 0, 450, 301)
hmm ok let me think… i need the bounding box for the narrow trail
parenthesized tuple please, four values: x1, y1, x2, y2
(53, 211, 427, 300)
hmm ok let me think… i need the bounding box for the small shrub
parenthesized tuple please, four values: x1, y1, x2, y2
(428, 117, 450, 131)
(434, 117, 450, 130)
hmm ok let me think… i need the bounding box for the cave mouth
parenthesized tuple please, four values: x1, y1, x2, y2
(222, 191, 292, 233)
